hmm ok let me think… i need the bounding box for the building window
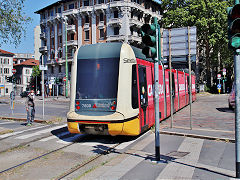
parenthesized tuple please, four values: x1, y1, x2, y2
(100, 13, 104, 22)
(69, 3, 74, 9)
(26, 69, 30, 74)
(85, 30, 90, 41)
(51, 66, 54, 74)
(4, 68, 9, 74)
(98, 0, 104, 4)
(84, 0, 89, 6)
(50, 10, 54, 16)
(100, 29, 104, 39)
(57, 7, 61, 13)
(70, 33, 74, 40)
(85, 15, 89, 23)
(114, 11, 118, 18)
(114, 27, 119, 35)
(59, 65, 61, 73)
(59, 36, 62, 44)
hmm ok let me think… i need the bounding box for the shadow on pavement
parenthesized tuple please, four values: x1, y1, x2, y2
(216, 108, 234, 113)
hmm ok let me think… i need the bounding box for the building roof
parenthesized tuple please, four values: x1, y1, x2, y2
(14, 59, 39, 66)
(0, 49, 14, 56)
(35, 0, 73, 14)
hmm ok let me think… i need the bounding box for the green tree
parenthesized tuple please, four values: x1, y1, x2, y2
(32, 65, 41, 78)
(31, 65, 41, 92)
(0, 0, 32, 47)
(161, 0, 234, 89)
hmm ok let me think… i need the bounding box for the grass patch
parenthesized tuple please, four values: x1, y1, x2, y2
(0, 129, 13, 135)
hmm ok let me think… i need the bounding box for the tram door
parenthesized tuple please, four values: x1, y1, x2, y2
(138, 66, 148, 130)
(169, 72, 176, 112)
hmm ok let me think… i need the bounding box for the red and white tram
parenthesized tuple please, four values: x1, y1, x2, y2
(67, 43, 196, 136)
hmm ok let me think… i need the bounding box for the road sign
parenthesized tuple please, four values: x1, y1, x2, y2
(12, 69, 16, 74)
(162, 26, 197, 57)
(0, 85, 4, 89)
(63, 77, 66, 82)
(39, 65, 48, 71)
(217, 84, 221, 89)
(217, 74, 221, 79)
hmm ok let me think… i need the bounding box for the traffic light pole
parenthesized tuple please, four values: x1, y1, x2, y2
(154, 17, 160, 162)
(235, 50, 240, 178)
(65, 18, 68, 98)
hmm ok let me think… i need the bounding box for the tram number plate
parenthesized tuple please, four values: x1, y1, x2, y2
(82, 104, 91, 108)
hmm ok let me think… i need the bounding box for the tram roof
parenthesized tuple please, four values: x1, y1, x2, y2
(77, 42, 153, 62)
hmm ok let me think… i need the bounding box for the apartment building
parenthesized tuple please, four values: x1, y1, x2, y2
(35, 0, 162, 96)
(0, 49, 14, 97)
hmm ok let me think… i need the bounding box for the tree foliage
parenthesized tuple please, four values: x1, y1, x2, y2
(161, 0, 234, 88)
(32, 65, 41, 78)
(0, 0, 32, 47)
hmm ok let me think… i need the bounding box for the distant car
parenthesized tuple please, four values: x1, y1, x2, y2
(228, 85, 235, 110)
(20, 91, 30, 98)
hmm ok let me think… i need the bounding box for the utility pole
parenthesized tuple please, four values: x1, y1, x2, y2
(188, 26, 192, 130)
(65, 17, 68, 98)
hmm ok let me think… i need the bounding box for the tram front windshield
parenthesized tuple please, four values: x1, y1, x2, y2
(76, 58, 119, 100)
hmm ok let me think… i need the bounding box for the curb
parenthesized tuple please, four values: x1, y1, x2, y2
(0, 116, 48, 124)
(160, 130, 235, 143)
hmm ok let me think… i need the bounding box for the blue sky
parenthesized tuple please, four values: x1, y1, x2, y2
(1, 0, 57, 54)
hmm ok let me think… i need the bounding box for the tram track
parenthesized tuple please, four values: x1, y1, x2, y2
(0, 134, 86, 175)
(55, 142, 121, 180)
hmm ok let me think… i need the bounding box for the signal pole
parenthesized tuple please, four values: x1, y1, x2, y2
(227, 1, 240, 177)
(154, 17, 160, 161)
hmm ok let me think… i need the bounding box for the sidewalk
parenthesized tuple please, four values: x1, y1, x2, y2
(81, 94, 236, 179)
(0, 95, 69, 124)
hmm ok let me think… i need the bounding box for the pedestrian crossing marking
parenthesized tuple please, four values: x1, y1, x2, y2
(156, 137, 204, 179)
(16, 125, 66, 140)
(39, 131, 70, 142)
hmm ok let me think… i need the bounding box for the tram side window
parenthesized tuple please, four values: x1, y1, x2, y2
(132, 65, 138, 109)
(187, 76, 190, 93)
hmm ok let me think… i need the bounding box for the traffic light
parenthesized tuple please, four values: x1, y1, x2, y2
(140, 23, 157, 59)
(12, 76, 16, 83)
(6, 76, 12, 83)
(227, 3, 240, 52)
(55, 77, 59, 84)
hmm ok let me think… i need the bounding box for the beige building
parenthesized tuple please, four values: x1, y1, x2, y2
(0, 49, 14, 97)
(35, 0, 162, 96)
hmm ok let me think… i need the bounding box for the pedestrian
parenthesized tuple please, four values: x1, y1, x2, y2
(25, 90, 35, 126)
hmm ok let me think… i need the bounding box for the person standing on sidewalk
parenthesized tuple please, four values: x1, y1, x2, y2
(25, 90, 35, 126)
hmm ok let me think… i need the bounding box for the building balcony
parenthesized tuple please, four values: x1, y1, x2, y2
(39, 46, 48, 53)
(47, 16, 55, 24)
(67, 25, 76, 33)
(80, 6, 93, 15)
(83, 23, 90, 30)
(128, 35, 141, 44)
(94, 3, 108, 12)
(55, 13, 62, 21)
(63, 9, 78, 16)
(129, 18, 144, 28)
(109, 1, 126, 9)
(108, 18, 122, 27)
(40, 32, 47, 39)
(65, 40, 78, 47)
(107, 35, 125, 42)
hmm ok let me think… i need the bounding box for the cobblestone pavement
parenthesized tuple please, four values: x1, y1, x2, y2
(161, 93, 234, 132)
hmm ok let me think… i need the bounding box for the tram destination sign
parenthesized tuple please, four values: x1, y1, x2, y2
(162, 26, 197, 57)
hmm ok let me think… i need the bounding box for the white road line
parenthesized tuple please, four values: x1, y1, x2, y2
(56, 134, 83, 144)
(157, 137, 204, 179)
(16, 125, 66, 140)
(0, 121, 14, 125)
(39, 131, 70, 142)
(0, 125, 47, 139)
